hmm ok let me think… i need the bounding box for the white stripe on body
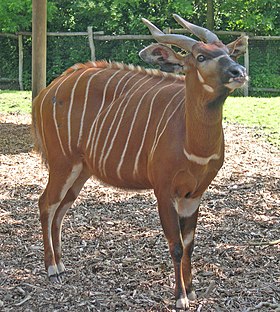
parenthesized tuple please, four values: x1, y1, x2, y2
(39, 74, 72, 156)
(52, 72, 78, 156)
(132, 80, 179, 178)
(88, 72, 142, 162)
(86, 69, 122, 158)
(112, 70, 133, 101)
(149, 94, 185, 164)
(98, 75, 154, 177)
(90, 71, 134, 162)
(77, 68, 108, 147)
(85, 69, 127, 151)
(67, 69, 93, 153)
(116, 77, 166, 180)
(148, 88, 184, 163)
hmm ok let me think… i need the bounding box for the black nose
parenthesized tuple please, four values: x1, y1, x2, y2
(228, 65, 246, 78)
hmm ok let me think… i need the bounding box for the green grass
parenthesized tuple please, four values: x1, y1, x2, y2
(0, 90, 32, 114)
(224, 97, 279, 146)
(0, 91, 279, 146)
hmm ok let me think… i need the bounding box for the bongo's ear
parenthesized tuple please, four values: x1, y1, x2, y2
(227, 36, 248, 59)
(139, 43, 185, 73)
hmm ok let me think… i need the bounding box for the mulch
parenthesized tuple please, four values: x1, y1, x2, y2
(0, 113, 279, 311)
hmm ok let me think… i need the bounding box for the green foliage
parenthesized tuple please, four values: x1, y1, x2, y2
(46, 36, 91, 85)
(0, 0, 32, 32)
(248, 41, 280, 94)
(46, 0, 193, 33)
(0, 0, 195, 89)
(0, 0, 57, 32)
(0, 37, 18, 78)
(0, 0, 279, 92)
(217, 0, 280, 35)
(193, 0, 280, 35)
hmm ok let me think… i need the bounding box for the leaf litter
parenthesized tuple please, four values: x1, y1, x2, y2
(0, 113, 279, 311)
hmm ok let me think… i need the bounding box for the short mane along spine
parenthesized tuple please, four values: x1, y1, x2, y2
(62, 60, 185, 81)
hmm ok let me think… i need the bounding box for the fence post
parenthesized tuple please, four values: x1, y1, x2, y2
(243, 32, 249, 96)
(87, 26, 96, 61)
(18, 34, 24, 91)
(32, 0, 47, 99)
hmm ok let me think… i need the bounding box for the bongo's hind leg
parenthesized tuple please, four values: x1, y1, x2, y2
(39, 162, 83, 281)
(51, 167, 91, 278)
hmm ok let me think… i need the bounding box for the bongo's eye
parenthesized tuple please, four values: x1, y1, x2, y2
(197, 55, 206, 62)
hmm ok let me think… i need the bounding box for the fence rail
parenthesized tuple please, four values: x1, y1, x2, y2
(0, 29, 279, 95)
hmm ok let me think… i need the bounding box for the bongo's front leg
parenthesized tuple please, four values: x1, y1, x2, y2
(177, 196, 200, 300)
(156, 192, 189, 310)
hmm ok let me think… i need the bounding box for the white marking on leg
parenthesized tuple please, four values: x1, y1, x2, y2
(117, 77, 167, 179)
(48, 264, 59, 277)
(183, 149, 220, 165)
(46, 163, 83, 268)
(46, 203, 59, 266)
(77, 68, 108, 147)
(176, 296, 189, 309)
(99, 75, 154, 177)
(174, 197, 201, 218)
(57, 261, 66, 275)
(187, 290, 197, 301)
(54, 201, 74, 261)
(60, 164, 83, 202)
(183, 230, 194, 247)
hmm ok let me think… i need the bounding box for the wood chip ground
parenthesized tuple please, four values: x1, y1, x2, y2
(0, 113, 279, 311)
